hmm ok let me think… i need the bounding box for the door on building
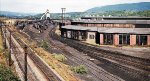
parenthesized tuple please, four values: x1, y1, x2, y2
(119, 34, 130, 45)
(104, 34, 113, 45)
(96, 32, 100, 44)
(136, 35, 147, 46)
(67, 31, 71, 38)
(79, 31, 86, 41)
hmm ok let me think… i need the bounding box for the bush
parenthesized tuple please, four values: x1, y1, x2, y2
(4, 49, 9, 59)
(53, 54, 66, 62)
(0, 64, 20, 81)
(71, 65, 87, 74)
(41, 41, 49, 50)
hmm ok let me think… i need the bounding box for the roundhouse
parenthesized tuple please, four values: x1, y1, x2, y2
(61, 25, 150, 46)
(61, 17, 150, 46)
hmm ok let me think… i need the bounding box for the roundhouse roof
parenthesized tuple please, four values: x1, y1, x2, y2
(62, 25, 98, 31)
(72, 20, 150, 24)
(99, 28, 150, 34)
(62, 25, 150, 34)
(81, 17, 150, 20)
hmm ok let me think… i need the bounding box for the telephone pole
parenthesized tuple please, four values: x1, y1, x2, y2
(61, 8, 66, 26)
(24, 45, 28, 81)
(4, 26, 7, 49)
(9, 30, 12, 66)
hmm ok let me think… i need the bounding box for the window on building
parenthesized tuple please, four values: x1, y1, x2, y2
(89, 35, 95, 39)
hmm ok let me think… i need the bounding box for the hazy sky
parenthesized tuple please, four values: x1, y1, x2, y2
(0, 0, 150, 13)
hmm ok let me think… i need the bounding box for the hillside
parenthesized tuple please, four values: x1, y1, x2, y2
(1, 2, 150, 19)
(0, 11, 37, 17)
(86, 2, 150, 12)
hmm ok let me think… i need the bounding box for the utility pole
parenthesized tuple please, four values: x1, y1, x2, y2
(4, 26, 7, 49)
(146, 10, 148, 28)
(24, 45, 27, 81)
(147, 10, 149, 17)
(9, 30, 12, 66)
(61, 8, 66, 26)
(64, 8, 66, 25)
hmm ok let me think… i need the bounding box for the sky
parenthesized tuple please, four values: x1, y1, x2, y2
(0, 0, 150, 13)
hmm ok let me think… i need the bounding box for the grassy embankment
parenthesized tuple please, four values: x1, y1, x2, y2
(0, 29, 20, 81)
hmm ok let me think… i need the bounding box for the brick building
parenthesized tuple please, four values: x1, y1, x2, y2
(60, 17, 150, 46)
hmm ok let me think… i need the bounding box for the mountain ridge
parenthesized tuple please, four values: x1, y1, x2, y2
(0, 11, 37, 17)
(86, 2, 150, 12)
(1, 2, 150, 18)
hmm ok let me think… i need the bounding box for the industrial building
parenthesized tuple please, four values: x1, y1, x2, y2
(61, 17, 150, 46)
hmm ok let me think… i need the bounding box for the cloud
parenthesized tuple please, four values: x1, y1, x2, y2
(0, 0, 150, 13)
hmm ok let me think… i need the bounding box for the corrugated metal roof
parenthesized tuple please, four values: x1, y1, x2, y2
(99, 28, 150, 34)
(72, 20, 150, 24)
(81, 17, 150, 20)
(62, 25, 150, 34)
(62, 25, 98, 31)
(133, 28, 150, 34)
(101, 28, 134, 33)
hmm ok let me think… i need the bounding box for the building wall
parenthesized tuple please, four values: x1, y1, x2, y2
(62, 28, 150, 46)
(100, 34, 104, 45)
(113, 34, 119, 46)
(96, 24, 102, 27)
(88, 24, 92, 27)
(130, 35, 136, 46)
(147, 35, 150, 46)
(74, 23, 135, 28)
(86, 32, 96, 44)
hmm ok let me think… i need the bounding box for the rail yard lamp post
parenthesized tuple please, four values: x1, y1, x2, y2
(61, 8, 66, 26)
(24, 45, 28, 81)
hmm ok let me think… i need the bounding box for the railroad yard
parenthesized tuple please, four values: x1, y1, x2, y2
(0, 17, 149, 81)
(0, 2, 150, 81)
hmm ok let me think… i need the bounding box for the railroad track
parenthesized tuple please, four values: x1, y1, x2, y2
(3, 28, 37, 81)
(49, 26, 150, 81)
(67, 40, 150, 71)
(48, 27, 124, 81)
(4, 26, 63, 81)
(11, 32, 62, 81)
(11, 39, 38, 81)
(9, 20, 149, 81)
